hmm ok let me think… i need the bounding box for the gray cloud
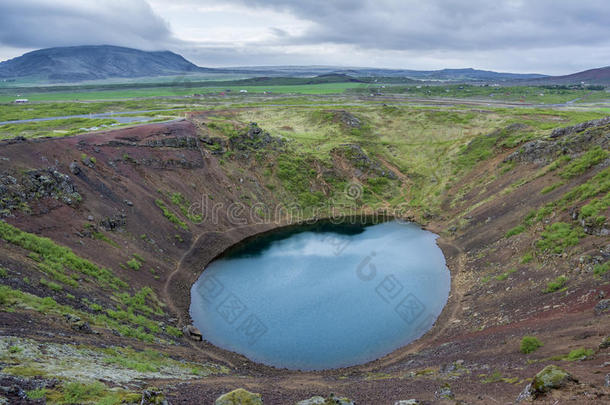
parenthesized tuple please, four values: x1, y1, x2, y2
(224, 0, 610, 51)
(0, 0, 172, 50)
(0, 0, 609, 73)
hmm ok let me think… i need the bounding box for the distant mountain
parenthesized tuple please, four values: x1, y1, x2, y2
(0, 44, 562, 84)
(227, 66, 547, 81)
(526, 66, 610, 85)
(0, 45, 212, 82)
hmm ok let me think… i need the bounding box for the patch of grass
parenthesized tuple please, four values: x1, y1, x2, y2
(536, 222, 584, 254)
(0, 267, 7, 277)
(26, 388, 47, 400)
(594, 262, 609, 277)
(8, 345, 24, 354)
(565, 348, 594, 361)
(580, 192, 610, 222)
(39, 278, 62, 291)
(505, 224, 526, 238)
(495, 268, 516, 281)
(543, 275, 568, 293)
(102, 347, 165, 372)
(560, 147, 608, 179)
(520, 336, 543, 354)
(480, 370, 520, 384)
(60, 381, 107, 404)
(0, 220, 126, 290)
(520, 252, 534, 264)
(155, 199, 188, 230)
(0, 285, 160, 343)
(540, 182, 564, 194)
(2, 365, 47, 377)
(169, 192, 203, 223)
(166, 325, 183, 338)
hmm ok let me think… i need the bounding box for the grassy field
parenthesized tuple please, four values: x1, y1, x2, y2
(349, 84, 610, 104)
(0, 82, 369, 103)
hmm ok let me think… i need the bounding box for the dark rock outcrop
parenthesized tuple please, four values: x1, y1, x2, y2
(0, 168, 81, 216)
(146, 136, 199, 149)
(228, 123, 285, 151)
(506, 118, 610, 164)
(332, 143, 397, 179)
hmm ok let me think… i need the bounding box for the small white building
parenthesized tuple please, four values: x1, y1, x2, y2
(239, 89, 248, 93)
(14, 99, 29, 104)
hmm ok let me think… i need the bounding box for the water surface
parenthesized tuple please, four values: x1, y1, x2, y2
(190, 221, 450, 370)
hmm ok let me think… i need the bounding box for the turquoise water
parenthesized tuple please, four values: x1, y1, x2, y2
(190, 221, 450, 370)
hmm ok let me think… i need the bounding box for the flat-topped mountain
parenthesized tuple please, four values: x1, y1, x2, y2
(0, 45, 208, 82)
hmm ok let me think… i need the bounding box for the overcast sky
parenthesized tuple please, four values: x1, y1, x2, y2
(0, 0, 609, 74)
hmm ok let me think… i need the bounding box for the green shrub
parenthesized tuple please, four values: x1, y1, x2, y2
(544, 275, 567, 293)
(0, 267, 7, 277)
(520, 336, 543, 354)
(8, 345, 23, 354)
(126, 258, 142, 271)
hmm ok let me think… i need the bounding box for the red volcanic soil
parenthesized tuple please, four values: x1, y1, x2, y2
(0, 117, 608, 404)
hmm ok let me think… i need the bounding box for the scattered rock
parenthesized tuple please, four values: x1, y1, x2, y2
(517, 365, 575, 401)
(331, 143, 397, 179)
(599, 336, 610, 349)
(296, 396, 326, 405)
(100, 213, 127, 231)
(81, 155, 96, 168)
(64, 313, 93, 334)
(605, 374, 610, 387)
(394, 401, 420, 405)
(434, 384, 454, 400)
(332, 110, 362, 128)
(124, 199, 134, 206)
(87, 215, 94, 221)
(141, 388, 168, 405)
(215, 388, 263, 405)
(594, 299, 610, 315)
(182, 325, 203, 341)
(69, 161, 81, 175)
(296, 394, 354, 405)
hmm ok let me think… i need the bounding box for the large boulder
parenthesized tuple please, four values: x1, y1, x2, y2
(517, 365, 575, 401)
(182, 324, 203, 341)
(215, 388, 263, 405)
